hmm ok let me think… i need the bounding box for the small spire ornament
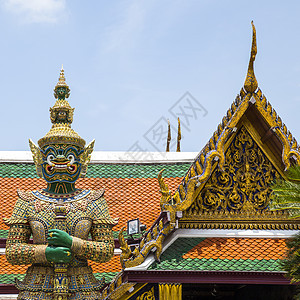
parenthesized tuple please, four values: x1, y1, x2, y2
(54, 65, 70, 99)
(166, 120, 171, 152)
(177, 117, 181, 152)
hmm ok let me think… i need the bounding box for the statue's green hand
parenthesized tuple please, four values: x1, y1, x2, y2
(48, 229, 73, 248)
(45, 246, 71, 263)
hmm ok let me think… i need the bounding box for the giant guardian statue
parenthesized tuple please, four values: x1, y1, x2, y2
(5, 68, 117, 300)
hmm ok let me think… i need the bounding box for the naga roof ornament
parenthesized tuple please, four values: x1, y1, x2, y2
(37, 66, 86, 149)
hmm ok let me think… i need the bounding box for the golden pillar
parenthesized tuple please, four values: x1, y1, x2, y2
(159, 283, 182, 300)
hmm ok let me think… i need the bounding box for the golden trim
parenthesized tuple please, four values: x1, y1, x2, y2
(34, 245, 48, 264)
(29, 139, 43, 178)
(114, 284, 148, 300)
(136, 286, 155, 300)
(109, 283, 135, 300)
(100, 271, 137, 300)
(241, 116, 286, 178)
(119, 221, 172, 269)
(71, 236, 84, 254)
(252, 91, 300, 169)
(159, 283, 182, 300)
(179, 221, 300, 230)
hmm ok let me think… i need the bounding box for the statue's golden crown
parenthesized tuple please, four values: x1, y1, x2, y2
(37, 66, 86, 149)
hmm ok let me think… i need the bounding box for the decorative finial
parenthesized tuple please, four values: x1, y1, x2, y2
(54, 65, 70, 100)
(244, 21, 258, 94)
(176, 117, 181, 152)
(166, 119, 171, 152)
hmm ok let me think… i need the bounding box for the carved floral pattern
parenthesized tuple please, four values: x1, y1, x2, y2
(136, 286, 155, 300)
(187, 126, 281, 214)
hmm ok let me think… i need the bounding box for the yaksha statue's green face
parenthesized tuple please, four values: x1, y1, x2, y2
(55, 86, 70, 100)
(41, 144, 83, 184)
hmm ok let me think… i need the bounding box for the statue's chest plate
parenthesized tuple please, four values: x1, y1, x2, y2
(28, 190, 92, 244)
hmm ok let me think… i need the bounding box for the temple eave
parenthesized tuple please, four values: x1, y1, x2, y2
(123, 270, 291, 285)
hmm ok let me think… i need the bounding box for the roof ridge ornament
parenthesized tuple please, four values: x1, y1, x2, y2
(243, 21, 258, 94)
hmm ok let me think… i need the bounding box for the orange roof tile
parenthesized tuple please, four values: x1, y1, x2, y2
(183, 238, 287, 261)
(90, 255, 121, 273)
(0, 254, 121, 275)
(0, 177, 182, 231)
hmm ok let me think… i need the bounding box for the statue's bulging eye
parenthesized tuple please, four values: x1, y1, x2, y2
(67, 154, 74, 160)
(46, 154, 55, 166)
(67, 154, 75, 165)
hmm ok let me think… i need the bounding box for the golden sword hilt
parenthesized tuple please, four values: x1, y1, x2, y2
(53, 201, 69, 300)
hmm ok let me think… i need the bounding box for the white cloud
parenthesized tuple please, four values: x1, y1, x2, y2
(2, 0, 67, 23)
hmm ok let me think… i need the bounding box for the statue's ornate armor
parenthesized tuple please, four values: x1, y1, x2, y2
(5, 189, 116, 299)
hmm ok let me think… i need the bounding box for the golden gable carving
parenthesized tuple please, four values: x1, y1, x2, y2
(187, 126, 280, 214)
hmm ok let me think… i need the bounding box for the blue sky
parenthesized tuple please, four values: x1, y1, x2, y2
(0, 0, 299, 152)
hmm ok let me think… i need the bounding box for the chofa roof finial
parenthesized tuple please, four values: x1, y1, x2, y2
(243, 21, 258, 94)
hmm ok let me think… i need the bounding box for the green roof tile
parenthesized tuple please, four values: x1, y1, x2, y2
(0, 272, 119, 285)
(94, 272, 119, 283)
(0, 163, 191, 179)
(0, 274, 25, 284)
(0, 230, 8, 238)
(148, 238, 284, 272)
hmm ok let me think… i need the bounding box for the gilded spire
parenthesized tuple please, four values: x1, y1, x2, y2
(166, 119, 171, 152)
(54, 65, 70, 99)
(50, 66, 73, 125)
(243, 21, 258, 93)
(38, 67, 85, 149)
(176, 117, 181, 152)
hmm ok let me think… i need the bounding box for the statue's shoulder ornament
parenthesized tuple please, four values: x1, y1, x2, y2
(86, 189, 105, 202)
(17, 190, 35, 202)
(68, 189, 105, 213)
(3, 190, 33, 225)
(87, 189, 118, 226)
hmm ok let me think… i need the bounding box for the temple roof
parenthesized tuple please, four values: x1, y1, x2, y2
(148, 237, 287, 272)
(0, 152, 195, 288)
(100, 23, 300, 299)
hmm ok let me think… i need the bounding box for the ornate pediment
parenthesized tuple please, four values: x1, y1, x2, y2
(156, 23, 300, 231)
(188, 126, 280, 213)
(179, 126, 300, 230)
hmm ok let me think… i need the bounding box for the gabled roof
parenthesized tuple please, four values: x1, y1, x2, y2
(118, 21, 300, 270)
(103, 23, 300, 300)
